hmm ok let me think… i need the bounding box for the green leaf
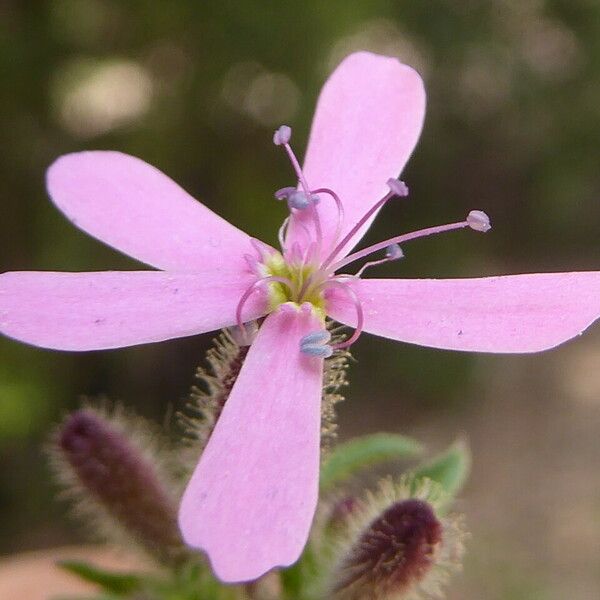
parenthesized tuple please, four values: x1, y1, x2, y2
(320, 433, 423, 492)
(411, 439, 471, 499)
(58, 560, 144, 595)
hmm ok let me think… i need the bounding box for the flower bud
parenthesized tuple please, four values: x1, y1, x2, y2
(54, 409, 182, 561)
(336, 499, 440, 597)
(331, 478, 465, 600)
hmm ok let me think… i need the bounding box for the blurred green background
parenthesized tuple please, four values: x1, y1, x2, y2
(1, 1, 599, 598)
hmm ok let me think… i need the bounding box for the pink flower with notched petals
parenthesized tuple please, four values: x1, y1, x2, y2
(1, 52, 599, 582)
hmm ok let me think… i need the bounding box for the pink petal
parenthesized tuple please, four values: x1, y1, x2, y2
(47, 151, 255, 271)
(179, 303, 324, 582)
(0, 270, 265, 351)
(326, 273, 600, 353)
(286, 52, 426, 259)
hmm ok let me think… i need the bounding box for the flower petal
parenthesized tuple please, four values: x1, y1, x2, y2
(0, 270, 265, 351)
(287, 52, 426, 260)
(326, 273, 600, 353)
(179, 303, 324, 582)
(47, 151, 255, 271)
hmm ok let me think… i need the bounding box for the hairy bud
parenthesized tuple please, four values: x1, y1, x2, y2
(180, 323, 350, 464)
(53, 408, 182, 562)
(331, 478, 465, 600)
(335, 499, 441, 597)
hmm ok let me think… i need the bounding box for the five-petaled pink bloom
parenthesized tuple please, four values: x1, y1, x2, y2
(1, 52, 599, 582)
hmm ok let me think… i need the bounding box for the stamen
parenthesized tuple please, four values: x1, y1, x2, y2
(235, 276, 294, 337)
(386, 178, 409, 197)
(274, 186, 296, 200)
(321, 178, 411, 268)
(355, 243, 404, 277)
(301, 330, 331, 345)
(273, 125, 324, 253)
(288, 191, 314, 210)
(275, 187, 320, 210)
(301, 343, 333, 358)
(311, 187, 345, 249)
(300, 330, 333, 358)
(329, 212, 488, 273)
(323, 280, 364, 350)
(310, 202, 323, 255)
(273, 125, 292, 146)
(386, 243, 404, 259)
(321, 190, 396, 270)
(467, 210, 491, 232)
(283, 143, 310, 194)
(278, 216, 290, 249)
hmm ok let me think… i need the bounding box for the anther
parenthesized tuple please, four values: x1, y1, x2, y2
(330, 219, 477, 274)
(387, 178, 409, 197)
(321, 189, 396, 269)
(467, 210, 491, 232)
(386, 243, 404, 259)
(355, 243, 404, 277)
(272, 126, 324, 253)
(273, 125, 292, 146)
(301, 330, 331, 346)
(300, 330, 333, 358)
(274, 186, 296, 200)
(301, 344, 333, 358)
(288, 191, 318, 211)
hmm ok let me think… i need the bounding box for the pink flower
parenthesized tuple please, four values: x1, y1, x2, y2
(1, 52, 599, 582)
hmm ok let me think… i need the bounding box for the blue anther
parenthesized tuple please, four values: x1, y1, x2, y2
(288, 191, 312, 210)
(300, 330, 331, 346)
(300, 330, 332, 358)
(274, 186, 296, 201)
(300, 344, 333, 358)
(385, 244, 404, 260)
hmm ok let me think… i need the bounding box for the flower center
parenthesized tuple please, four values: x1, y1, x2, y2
(235, 126, 492, 355)
(261, 251, 327, 313)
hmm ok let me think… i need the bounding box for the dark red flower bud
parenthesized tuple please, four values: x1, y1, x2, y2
(335, 499, 441, 598)
(330, 478, 465, 600)
(55, 409, 182, 561)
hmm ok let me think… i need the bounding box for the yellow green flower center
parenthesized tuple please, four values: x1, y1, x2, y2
(262, 252, 327, 315)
